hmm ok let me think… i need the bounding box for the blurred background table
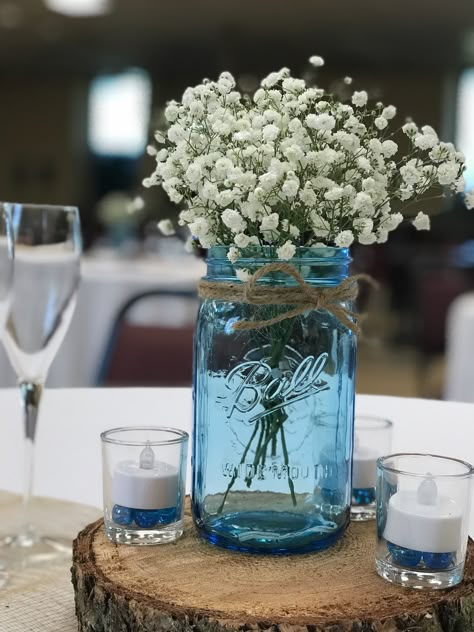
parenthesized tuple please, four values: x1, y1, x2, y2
(0, 254, 205, 389)
(0, 0, 473, 403)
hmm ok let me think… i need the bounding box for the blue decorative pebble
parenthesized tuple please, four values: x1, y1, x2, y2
(352, 487, 376, 505)
(134, 510, 160, 528)
(112, 504, 135, 526)
(155, 506, 178, 525)
(423, 552, 455, 570)
(387, 542, 423, 568)
(134, 507, 178, 529)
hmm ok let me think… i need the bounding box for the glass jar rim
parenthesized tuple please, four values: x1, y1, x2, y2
(355, 415, 393, 430)
(377, 452, 474, 478)
(207, 244, 351, 265)
(101, 426, 189, 446)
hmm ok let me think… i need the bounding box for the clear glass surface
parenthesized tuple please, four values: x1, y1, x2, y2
(0, 209, 14, 585)
(192, 246, 356, 554)
(101, 427, 188, 545)
(351, 416, 393, 521)
(376, 453, 473, 590)
(0, 203, 81, 568)
(0, 211, 13, 330)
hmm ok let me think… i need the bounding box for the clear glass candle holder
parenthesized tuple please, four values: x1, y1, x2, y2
(101, 427, 188, 545)
(376, 453, 473, 590)
(351, 415, 393, 521)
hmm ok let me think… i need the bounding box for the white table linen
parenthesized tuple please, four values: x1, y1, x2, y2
(0, 388, 473, 532)
(0, 255, 205, 389)
(1, 388, 473, 632)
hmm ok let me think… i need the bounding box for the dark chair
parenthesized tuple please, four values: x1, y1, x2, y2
(414, 268, 471, 356)
(97, 289, 197, 387)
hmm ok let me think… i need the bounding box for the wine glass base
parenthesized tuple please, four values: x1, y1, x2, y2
(0, 534, 71, 569)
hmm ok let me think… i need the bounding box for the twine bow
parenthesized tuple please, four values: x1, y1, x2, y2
(198, 262, 376, 335)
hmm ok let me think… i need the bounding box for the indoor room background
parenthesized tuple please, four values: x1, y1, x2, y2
(0, 0, 472, 400)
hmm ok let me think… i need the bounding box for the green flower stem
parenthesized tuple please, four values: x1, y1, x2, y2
(271, 432, 278, 458)
(250, 410, 286, 466)
(217, 420, 260, 514)
(244, 421, 266, 487)
(269, 329, 290, 368)
(280, 423, 297, 506)
(218, 314, 297, 513)
(242, 407, 297, 505)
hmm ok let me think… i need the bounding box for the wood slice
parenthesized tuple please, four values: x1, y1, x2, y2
(72, 503, 474, 632)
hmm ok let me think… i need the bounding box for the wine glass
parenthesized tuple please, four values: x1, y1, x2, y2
(0, 207, 14, 585)
(0, 203, 81, 567)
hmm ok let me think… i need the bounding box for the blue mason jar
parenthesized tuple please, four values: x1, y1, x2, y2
(192, 246, 356, 554)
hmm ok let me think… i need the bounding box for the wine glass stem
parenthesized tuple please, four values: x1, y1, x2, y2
(19, 381, 43, 543)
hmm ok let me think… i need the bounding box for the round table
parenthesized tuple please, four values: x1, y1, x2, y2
(1, 388, 474, 631)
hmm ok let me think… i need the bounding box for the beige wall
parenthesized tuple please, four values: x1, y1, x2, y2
(0, 74, 89, 207)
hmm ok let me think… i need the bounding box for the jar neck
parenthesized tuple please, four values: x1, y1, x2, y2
(205, 246, 351, 287)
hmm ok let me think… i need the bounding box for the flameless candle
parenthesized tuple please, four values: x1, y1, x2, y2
(112, 443, 179, 511)
(102, 426, 188, 545)
(376, 454, 473, 590)
(351, 418, 392, 521)
(384, 477, 463, 554)
(352, 435, 378, 490)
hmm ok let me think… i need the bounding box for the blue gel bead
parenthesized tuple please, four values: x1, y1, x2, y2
(387, 542, 422, 568)
(134, 510, 160, 528)
(156, 506, 177, 525)
(352, 487, 376, 505)
(134, 507, 178, 528)
(112, 504, 135, 526)
(423, 552, 455, 570)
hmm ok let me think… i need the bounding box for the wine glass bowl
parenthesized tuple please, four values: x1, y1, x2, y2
(0, 208, 14, 585)
(0, 218, 13, 331)
(0, 203, 81, 567)
(2, 206, 81, 381)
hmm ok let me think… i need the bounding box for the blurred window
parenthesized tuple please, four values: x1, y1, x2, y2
(46, 0, 111, 16)
(456, 69, 474, 190)
(88, 68, 152, 157)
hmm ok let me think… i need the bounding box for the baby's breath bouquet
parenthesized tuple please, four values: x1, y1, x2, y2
(145, 58, 473, 552)
(146, 55, 472, 265)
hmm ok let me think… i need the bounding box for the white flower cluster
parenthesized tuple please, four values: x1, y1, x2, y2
(146, 56, 469, 263)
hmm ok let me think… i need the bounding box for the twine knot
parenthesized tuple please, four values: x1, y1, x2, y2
(198, 261, 376, 335)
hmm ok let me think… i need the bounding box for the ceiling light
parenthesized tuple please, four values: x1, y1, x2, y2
(44, 0, 112, 17)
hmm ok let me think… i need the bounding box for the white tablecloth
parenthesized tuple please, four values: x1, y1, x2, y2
(445, 291, 474, 403)
(1, 388, 474, 631)
(0, 255, 205, 389)
(0, 388, 473, 526)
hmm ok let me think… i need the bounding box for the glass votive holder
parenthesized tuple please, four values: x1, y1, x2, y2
(376, 453, 473, 590)
(101, 426, 188, 545)
(351, 415, 393, 521)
